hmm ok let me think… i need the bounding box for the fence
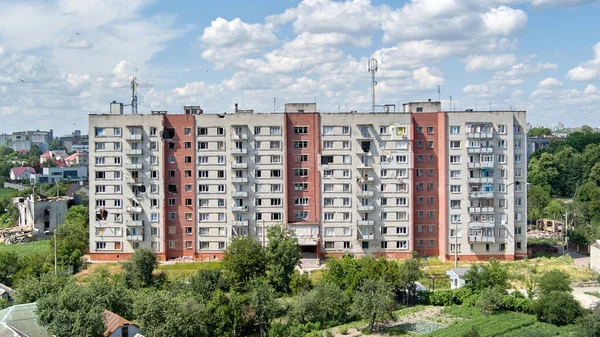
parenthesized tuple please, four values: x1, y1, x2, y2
(3, 182, 29, 191)
(568, 242, 590, 256)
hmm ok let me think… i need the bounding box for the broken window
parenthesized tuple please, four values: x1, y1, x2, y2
(321, 156, 334, 165)
(164, 128, 175, 140)
(361, 141, 371, 153)
(168, 184, 178, 194)
(96, 209, 108, 221)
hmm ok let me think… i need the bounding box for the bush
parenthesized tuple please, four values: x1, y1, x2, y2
(290, 270, 313, 295)
(476, 287, 504, 315)
(462, 326, 480, 337)
(423, 288, 479, 307)
(502, 291, 535, 314)
(536, 270, 571, 296)
(535, 291, 584, 326)
(338, 325, 349, 335)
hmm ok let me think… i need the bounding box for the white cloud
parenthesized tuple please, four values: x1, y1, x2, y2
(59, 37, 93, 49)
(537, 77, 563, 87)
(584, 84, 600, 94)
(465, 54, 518, 72)
(200, 18, 277, 69)
(565, 42, 600, 81)
(481, 6, 528, 36)
(531, 0, 600, 8)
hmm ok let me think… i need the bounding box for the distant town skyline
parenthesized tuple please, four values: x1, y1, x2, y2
(1, 0, 600, 134)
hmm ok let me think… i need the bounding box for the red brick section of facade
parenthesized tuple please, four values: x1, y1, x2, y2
(284, 113, 321, 225)
(163, 115, 196, 260)
(436, 112, 448, 261)
(411, 113, 442, 257)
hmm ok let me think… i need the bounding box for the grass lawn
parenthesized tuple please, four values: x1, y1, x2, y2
(426, 306, 573, 337)
(0, 239, 51, 256)
(507, 255, 597, 288)
(0, 188, 16, 198)
(157, 261, 221, 280)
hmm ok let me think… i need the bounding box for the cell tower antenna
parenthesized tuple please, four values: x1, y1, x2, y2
(274, 98, 276, 113)
(131, 77, 138, 114)
(368, 57, 378, 112)
(437, 85, 441, 102)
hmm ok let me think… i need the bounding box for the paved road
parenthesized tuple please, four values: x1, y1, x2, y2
(572, 286, 600, 309)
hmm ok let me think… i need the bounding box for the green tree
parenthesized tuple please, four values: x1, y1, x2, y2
(133, 289, 208, 337)
(397, 257, 423, 304)
(52, 220, 88, 272)
(535, 291, 583, 326)
(189, 268, 229, 302)
(581, 125, 595, 134)
(14, 273, 71, 304)
(351, 278, 396, 332)
(527, 127, 552, 137)
(248, 278, 280, 337)
(575, 302, 600, 337)
(65, 205, 89, 227)
(544, 199, 565, 219)
(528, 153, 560, 193)
(476, 287, 504, 315)
(536, 270, 571, 296)
(206, 290, 249, 337)
(222, 236, 267, 288)
(266, 225, 301, 293)
(289, 270, 313, 295)
(49, 139, 66, 151)
(28, 144, 42, 158)
(122, 248, 159, 289)
(464, 259, 509, 293)
(462, 326, 481, 337)
(0, 251, 20, 286)
(290, 281, 349, 326)
(0, 146, 14, 156)
(574, 182, 600, 223)
(528, 184, 551, 221)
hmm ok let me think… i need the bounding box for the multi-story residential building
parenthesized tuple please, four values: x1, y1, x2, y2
(88, 101, 527, 262)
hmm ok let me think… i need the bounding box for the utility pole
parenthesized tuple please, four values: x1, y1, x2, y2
(454, 221, 459, 268)
(564, 210, 569, 256)
(54, 212, 58, 276)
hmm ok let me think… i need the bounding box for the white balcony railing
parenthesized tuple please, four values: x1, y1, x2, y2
(231, 191, 248, 197)
(232, 220, 249, 227)
(126, 234, 144, 241)
(126, 206, 142, 213)
(358, 220, 375, 226)
(231, 206, 249, 212)
(125, 149, 143, 155)
(357, 205, 375, 211)
(126, 134, 142, 141)
(125, 163, 142, 170)
(232, 177, 248, 183)
(232, 163, 248, 169)
(126, 220, 144, 227)
(231, 148, 248, 154)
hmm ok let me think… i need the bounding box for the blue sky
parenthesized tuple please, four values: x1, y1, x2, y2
(0, 0, 599, 135)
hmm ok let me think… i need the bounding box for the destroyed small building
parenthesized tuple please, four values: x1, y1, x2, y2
(14, 190, 71, 234)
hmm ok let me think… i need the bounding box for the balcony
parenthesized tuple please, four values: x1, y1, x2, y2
(232, 133, 248, 140)
(358, 205, 375, 211)
(231, 206, 249, 212)
(467, 132, 493, 139)
(232, 177, 248, 183)
(468, 177, 494, 184)
(126, 234, 144, 241)
(468, 207, 495, 214)
(232, 220, 249, 227)
(126, 134, 142, 141)
(469, 222, 496, 228)
(125, 163, 142, 170)
(126, 220, 144, 227)
(468, 236, 496, 243)
(467, 147, 494, 154)
(469, 192, 495, 199)
(231, 148, 248, 154)
(231, 191, 248, 197)
(125, 149, 143, 155)
(468, 162, 494, 169)
(357, 191, 374, 197)
(358, 220, 375, 226)
(358, 162, 373, 169)
(232, 162, 248, 169)
(126, 177, 143, 184)
(358, 232, 375, 240)
(364, 176, 375, 182)
(126, 206, 142, 213)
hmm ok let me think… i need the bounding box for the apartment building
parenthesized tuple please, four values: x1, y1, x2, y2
(88, 101, 526, 262)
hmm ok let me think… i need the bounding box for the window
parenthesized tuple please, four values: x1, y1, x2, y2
(498, 125, 506, 134)
(185, 156, 192, 163)
(416, 127, 423, 134)
(95, 157, 105, 165)
(515, 154, 522, 163)
(427, 126, 434, 134)
(497, 154, 506, 163)
(270, 141, 280, 149)
(450, 170, 460, 178)
(498, 139, 506, 148)
(450, 155, 461, 163)
(294, 126, 308, 134)
(428, 169, 435, 177)
(324, 213, 334, 221)
(95, 128, 105, 136)
(294, 168, 308, 177)
(198, 142, 208, 149)
(323, 141, 333, 149)
(184, 142, 191, 149)
(294, 183, 308, 191)
(416, 141, 423, 148)
(184, 127, 191, 135)
(450, 244, 462, 252)
(450, 185, 461, 193)
(95, 142, 105, 150)
(168, 170, 175, 178)
(254, 126, 261, 135)
(450, 126, 461, 134)
(417, 155, 423, 163)
(295, 211, 308, 219)
(451, 200, 461, 208)
(168, 198, 176, 206)
(449, 141, 461, 149)
(294, 198, 309, 205)
(428, 154, 435, 163)
(294, 141, 308, 148)
(342, 126, 350, 134)
(270, 126, 281, 135)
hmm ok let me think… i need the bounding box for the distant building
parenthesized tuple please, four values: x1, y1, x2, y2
(64, 151, 89, 167)
(526, 137, 554, 159)
(446, 268, 470, 289)
(15, 191, 71, 233)
(71, 144, 90, 152)
(39, 150, 67, 164)
(0, 303, 51, 337)
(9, 167, 36, 181)
(66, 184, 89, 206)
(30, 166, 88, 184)
(59, 130, 89, 153)
(103, 309, 144, 337)
(0, 130, 53, 152)
(0, 283, 15, 301)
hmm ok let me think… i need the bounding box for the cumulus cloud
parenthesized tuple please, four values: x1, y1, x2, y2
(59, 37, 93, 49)
(565, 42, 600, 81)
(465, 54, 518, 72)
(537, 77, 563, 88)
(531, 0, 600, 8)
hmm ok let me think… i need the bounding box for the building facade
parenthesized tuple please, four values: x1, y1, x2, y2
(88, 102, 527, 262)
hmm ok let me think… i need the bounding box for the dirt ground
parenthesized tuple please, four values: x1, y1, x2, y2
(330, 306, 452, 337)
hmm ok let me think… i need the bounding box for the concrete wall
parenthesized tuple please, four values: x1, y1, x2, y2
(15, 196, 69, 233)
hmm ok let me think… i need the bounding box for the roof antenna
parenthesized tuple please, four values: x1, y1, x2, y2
(131, 77, 138, 114)
(449, 96, 452, 112)
(368, 57, 378, 112)
(437, 85, 441, 102)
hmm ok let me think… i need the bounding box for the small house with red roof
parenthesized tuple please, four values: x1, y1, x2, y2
(64, 151, 89, 167)
(102, 309, 144, 337)
(9, 166, 36, 181)
(39, 150, 67, 164)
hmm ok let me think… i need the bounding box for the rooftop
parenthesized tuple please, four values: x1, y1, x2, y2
(0, 303, 50, 337)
